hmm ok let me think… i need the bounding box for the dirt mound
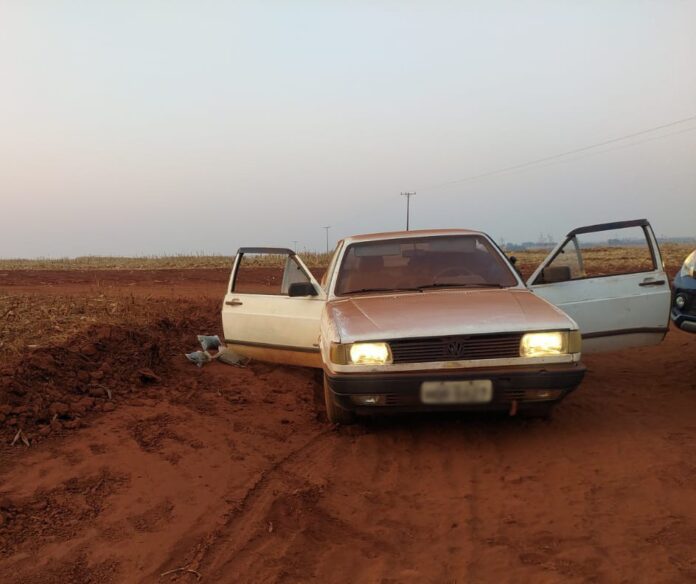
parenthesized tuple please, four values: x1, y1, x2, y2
(0, 311, 219, 445)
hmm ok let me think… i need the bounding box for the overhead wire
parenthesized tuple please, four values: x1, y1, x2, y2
(468, 124, 696, 182)
(420, 114, 696, 190)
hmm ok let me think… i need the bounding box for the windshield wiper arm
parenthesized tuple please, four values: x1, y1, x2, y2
(417, 282, 504, 290)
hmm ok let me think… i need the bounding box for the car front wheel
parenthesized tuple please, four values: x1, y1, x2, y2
(323, 374, 356, 425)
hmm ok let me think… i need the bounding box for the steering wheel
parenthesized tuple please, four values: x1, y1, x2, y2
(433, 266, 474, 282)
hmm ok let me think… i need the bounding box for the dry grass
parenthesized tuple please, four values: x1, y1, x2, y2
(1, 245, 691, 273)
(0, 252, 334, 270)
(511, 243, 693, 278)
(238, 251, 333, 268)
(0, 255, 233, 270)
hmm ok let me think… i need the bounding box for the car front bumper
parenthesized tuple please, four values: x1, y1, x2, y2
(671, 287, 696, 333)
(325, 363, 586, 414)
(671, 309, 696, 333)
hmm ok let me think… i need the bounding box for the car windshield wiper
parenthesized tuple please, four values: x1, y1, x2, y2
(417, 282, 505, 290)
(343, 287, 421, 295)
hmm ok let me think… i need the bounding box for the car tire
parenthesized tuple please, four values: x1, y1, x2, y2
(519, 403, 554, 419)
(323, 374, 356, 425)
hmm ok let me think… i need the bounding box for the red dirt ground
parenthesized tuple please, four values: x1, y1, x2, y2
(1, 267, 696, 583)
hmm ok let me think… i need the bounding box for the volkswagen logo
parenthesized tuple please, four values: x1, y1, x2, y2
(447, 341, 467, 358)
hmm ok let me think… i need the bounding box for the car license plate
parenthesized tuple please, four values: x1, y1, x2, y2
(420, 380, 493, 404)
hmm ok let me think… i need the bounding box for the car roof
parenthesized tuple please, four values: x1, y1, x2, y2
(341, 228, 484, 245)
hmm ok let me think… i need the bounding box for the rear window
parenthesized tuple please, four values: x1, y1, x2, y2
(334, 235, 518, 295)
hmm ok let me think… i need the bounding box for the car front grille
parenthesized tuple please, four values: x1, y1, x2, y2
(389, 333, 523, 364)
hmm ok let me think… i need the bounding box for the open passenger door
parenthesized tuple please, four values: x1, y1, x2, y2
(222, 248, 325, 367)
(527, 219, 670, 353)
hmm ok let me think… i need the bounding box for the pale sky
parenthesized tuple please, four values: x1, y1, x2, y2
(1, 1, 695, 257)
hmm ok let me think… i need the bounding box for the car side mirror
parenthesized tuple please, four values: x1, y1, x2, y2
(288, 282, 318, 297)
(541, 266, 572, 284)
(509, 256, 517, 265)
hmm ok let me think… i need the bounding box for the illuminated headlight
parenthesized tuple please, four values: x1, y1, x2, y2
(349, 342, 391, 365)
(675, 294, 686, 309)
(520, 331, 580, 357)
(330, 342, 392, 365)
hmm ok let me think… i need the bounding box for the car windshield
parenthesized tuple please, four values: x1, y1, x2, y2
(334, 235, 519, 295)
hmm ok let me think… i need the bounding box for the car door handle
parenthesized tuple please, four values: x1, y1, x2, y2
(639, 279, 666, 287)
(225, 299, 243, 306)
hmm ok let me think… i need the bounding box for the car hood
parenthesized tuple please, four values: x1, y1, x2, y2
(326, 288, 575, 343)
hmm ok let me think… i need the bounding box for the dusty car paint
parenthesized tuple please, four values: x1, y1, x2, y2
(326, 288, 573, 342)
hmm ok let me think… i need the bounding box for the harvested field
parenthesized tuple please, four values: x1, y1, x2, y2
(1, 244, 691, 273)
(1, 254, 695, 583)
(0, 251, 331, 271)
(511, 243, 693, 281)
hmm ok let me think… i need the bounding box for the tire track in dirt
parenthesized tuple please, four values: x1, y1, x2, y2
(209, 437, 383, 582)
(167, 427, 336, 579)
(212, 418, 508, 583)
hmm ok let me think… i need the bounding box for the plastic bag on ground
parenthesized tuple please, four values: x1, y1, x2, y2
(186, 350, 212, 368)
(197, 335, 222, 351)
(214, 346, 249, 367)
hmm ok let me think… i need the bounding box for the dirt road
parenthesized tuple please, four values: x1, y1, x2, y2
(1, 269, 696, 583)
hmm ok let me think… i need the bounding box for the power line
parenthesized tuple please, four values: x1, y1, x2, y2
(511, 124, 696, 175)
(422, 114, 696, 190)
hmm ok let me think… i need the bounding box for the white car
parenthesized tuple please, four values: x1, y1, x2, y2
(222, 219, 670, 423)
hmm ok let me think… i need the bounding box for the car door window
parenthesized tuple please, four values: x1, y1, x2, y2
(280, 256, 312, 294)
(233, 253, 311, 295)
(534, 225, 657, 284)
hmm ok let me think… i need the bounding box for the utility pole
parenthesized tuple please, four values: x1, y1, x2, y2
(321, 226, 331, 254)
(400, 192, 416, 230)
(292, 240, 299, 252)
